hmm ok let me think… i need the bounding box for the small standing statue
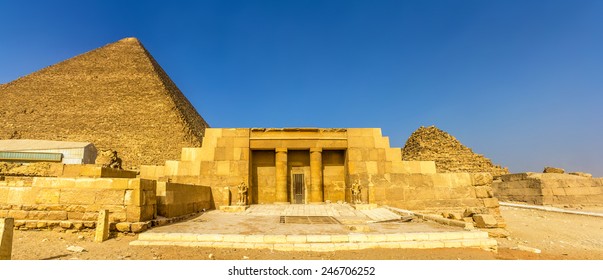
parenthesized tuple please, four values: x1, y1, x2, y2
(351, 179, 363, 204)
(237, 181, 248, 206)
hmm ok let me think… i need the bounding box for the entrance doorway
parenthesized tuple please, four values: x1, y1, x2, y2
(291, 172, 305, 204)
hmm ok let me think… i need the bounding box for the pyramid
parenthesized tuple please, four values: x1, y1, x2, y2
(401, 126, 508, 176)
(0, 37, 209, 168)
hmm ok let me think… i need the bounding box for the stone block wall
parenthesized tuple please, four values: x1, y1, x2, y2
(370, 172, 503, 224)
(156, 182, 211, 218)
(60, 165, 138, 178)
(0, 177, 156, 223)
(493, 173, 603, 206)
(1, 163, 137, 178)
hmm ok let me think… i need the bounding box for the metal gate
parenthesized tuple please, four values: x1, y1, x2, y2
(292, 173, 305, 204)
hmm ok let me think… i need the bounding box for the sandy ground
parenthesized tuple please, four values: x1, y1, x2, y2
(8, 206, 603, 260)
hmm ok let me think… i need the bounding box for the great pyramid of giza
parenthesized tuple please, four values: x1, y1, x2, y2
(0, 37, 209, 168)
(401, 126, 508, 176)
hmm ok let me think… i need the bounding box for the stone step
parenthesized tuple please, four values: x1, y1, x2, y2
(130, 231, 496, 251)
(136, 231, 488, 243)
(130, 237, 497, 252)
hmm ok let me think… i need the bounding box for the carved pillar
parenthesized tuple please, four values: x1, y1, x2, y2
(275, 148, 288, 203)
(310, 148, 323, 203)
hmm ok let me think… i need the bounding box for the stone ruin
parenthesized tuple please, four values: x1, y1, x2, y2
(402, 126, 509, 177)
(493, 167, 602, 207)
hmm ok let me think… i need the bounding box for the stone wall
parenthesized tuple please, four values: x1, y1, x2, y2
(156, 182, 211, 218)
(0, 37, 209, 168)
(493, 173, 603, 206)
(0, 177, 156, 223)
(401, 126, 508, 176)
(1, 163, 137, 178)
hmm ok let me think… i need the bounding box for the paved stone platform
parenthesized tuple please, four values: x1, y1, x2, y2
(130, 205, 497, 252)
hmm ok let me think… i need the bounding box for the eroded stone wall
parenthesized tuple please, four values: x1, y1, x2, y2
(0, 177, 156, 223)
(156, 182, 211, 218)
(493, 173, 603, 206)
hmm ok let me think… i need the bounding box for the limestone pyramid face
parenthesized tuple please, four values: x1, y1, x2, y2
(0, 37, 209, 167)
(401, 126, 508, 176)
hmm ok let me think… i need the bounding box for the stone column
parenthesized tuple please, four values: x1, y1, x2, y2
(0, 218, 14, 260)
(310, 148, 324, 203)
(275, 148, 289, 203)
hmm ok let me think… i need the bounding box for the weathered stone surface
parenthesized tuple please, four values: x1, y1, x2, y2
(0, 37, 209, 168)
(463, 207, 485, 217)
(543, 167, 564, 174)
(0, 218, 14, 260)
(130, 222, 148, 233)
(115, 222, 131, 232)
(569, 172, 592, 178)
(473, 214, 498, 228)
(401, 126, 508, 176)
(493, 172, 603, 206)
(66, 245, 86, 253)
(448, 213, 463, 220)
(484, 228, 510, 238)
(94, 210, 109, 243)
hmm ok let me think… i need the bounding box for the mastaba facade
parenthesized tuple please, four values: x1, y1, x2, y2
(141, 128, 503, 225)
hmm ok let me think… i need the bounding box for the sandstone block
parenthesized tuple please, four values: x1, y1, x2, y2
(568, 172, 593, 178)
(60, 221, 73, 229)
(25, 221, 37, 229)
(448, 213, 463, 220)
(482, 197, 499, 208)
(472, 173, 493, 186)
(463, 207, 484, 217)
(473, 214, 498, 228)
(130, 222, 148, 233)
(543, 167, 564, 174)
(475, 186, 492, 198)
(47, 211, 68, 220)
(94, 210, 110, 243)
(115, 222, 131, 232)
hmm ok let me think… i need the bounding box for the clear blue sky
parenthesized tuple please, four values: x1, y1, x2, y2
(1, 0, 602, 176)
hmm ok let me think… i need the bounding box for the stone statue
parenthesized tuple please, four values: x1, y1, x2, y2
(237, 181, 248, 206)
(351, 180, 363, 204)
(96, 150, 122, 169)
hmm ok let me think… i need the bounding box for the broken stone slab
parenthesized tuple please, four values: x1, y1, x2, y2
(463, 207, 486, 217)
(513, 244, 541, 254)
(448, 213, 463, 220)
(483, 228, 510, 238)
(472, 214, 498, 228)
(543, 166, 564, 174)
(66, 245, 87, 253)
(569, 172, 592, 178)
